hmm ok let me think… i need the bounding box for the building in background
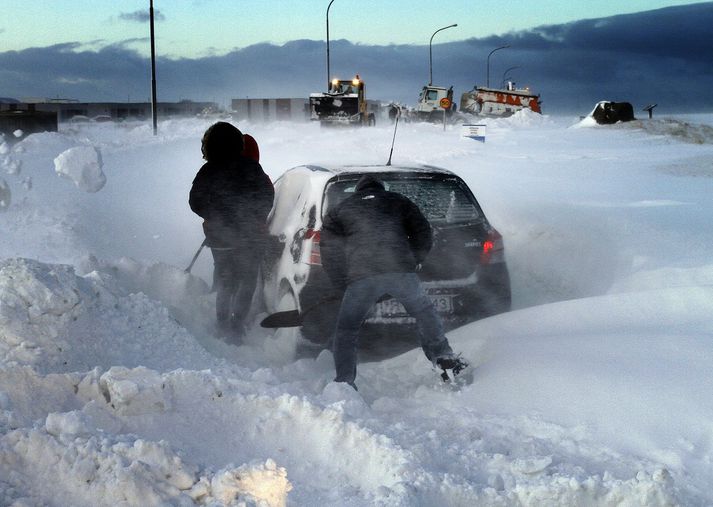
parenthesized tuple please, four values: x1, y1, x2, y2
(0, 100, 58, 142)
(231, 98, 310, 123)
(0, 99, 219, 122)
(231, 97, 388, 124)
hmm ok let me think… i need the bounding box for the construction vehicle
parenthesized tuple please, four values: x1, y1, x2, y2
(412, 84, 456, 121)
(389, 84, 461, 124)
(309, 75, 376, 127)
(394, 79, 542, 124)
(396, 85, 456, 123)
(460, 81, 541, 117)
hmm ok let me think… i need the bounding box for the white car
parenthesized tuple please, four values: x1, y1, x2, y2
(262, 164, 512, 344)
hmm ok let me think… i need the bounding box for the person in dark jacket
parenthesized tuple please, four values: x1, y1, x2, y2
(321, 175, 466, 389)
(189, 122, 274, 340)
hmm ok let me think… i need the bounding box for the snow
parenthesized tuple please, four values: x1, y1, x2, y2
(1, 111, 713, 506)
(54, 145, 106, 193)
(0, 179, 9, 211)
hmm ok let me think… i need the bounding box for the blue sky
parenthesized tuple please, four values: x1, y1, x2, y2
(1, 0, 711, 57)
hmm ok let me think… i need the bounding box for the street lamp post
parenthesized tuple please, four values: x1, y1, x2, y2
(326, 0, 338, 91)
(501, 65, 520, 88)
(149, 0, 158, 135)
(486, 44, 509, 88)
(429, 23, 457, 85)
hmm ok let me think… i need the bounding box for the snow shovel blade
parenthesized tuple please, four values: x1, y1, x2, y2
(260, 295, 342, 328)
(260, 309, 303, 328)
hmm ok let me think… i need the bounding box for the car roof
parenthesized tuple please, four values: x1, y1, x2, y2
(287, 164, 458, 178)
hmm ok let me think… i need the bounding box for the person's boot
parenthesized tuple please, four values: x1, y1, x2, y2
(435, 354, 469, 382)
(215, 318, 232, 338)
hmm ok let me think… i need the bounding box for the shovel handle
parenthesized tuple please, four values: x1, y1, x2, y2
(185, 239, 207, 273)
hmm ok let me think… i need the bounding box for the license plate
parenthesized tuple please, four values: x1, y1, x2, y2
(373, 295, 453, 318)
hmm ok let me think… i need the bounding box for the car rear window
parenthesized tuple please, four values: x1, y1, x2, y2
(324, 175, 482, 224)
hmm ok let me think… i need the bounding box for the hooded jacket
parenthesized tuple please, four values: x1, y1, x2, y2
(321, 175, 433, 286)
(189, 156, 274, 249)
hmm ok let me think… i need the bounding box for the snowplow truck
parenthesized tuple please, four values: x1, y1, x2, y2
(460, 82, 541, 117)
(309, 76, 376, 127)
(397, 85, 457, 123)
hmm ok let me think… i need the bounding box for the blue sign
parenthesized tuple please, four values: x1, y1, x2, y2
(461, 123, 486, 142)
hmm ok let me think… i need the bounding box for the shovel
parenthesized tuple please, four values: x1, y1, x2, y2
(260, 292, 397, 329)
(260, 309, 303, 328)
(260, 295, 342, 328)
(185, 239, 207, 274)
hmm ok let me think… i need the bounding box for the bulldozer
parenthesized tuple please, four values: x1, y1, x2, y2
(309, 75, 376, 127)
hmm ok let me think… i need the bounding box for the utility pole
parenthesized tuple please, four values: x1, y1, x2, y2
(326, 0, 338, 91)
(429, 24, 457, 85)
(486, 44, 509, 88)
(501, 66, 520, 88)
(149, 0, 158, 135)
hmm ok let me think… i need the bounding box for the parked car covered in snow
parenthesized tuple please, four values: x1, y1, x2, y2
(261, 164, 511, 344)
(588, 101, 635, 124)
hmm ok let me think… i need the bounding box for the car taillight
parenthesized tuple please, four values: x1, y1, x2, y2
(480, 228, 505, 264)
(305, 228, 321, 265)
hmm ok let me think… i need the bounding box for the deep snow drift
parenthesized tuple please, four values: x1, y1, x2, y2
(1, 111, 712, 506)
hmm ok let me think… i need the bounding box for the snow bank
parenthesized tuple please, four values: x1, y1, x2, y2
(484, 108, 555, 129)
(1, 415, 291, 506)
(632, 118, 713, 144)
(571, 115, 599, 128)
(54, 145, 106, 192)
(76, 255, 215, 338)
(447, 286, 713, 445)
(0, 178, 9, 211)
(0, 259, 296, 505)
(1, 139, 22, 178)
(0, 258, 218, 373)
(571, 115, 713, 145)
(1, 158, 21, 175)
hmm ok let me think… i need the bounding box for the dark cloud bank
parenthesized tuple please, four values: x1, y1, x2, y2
(119, 10, 166, 23)
(1, 3, 712, 114)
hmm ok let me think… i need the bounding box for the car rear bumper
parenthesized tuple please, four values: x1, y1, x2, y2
(299, 264, 511, 341)
(365, 269, 511, 327)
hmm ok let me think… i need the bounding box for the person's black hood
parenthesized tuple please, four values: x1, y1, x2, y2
(354, 174, 385, 192)
(201, 122, 244, 163)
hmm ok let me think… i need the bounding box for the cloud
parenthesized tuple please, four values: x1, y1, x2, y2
(108, 38, 151, 49)
(507, 3, 713, 62)
(1, 4, 711, 114)
(119, 10, 165, 23)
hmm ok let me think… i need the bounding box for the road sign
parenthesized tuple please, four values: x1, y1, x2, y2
(439, 97, 451, 109)
(462, 123, 486, 142)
